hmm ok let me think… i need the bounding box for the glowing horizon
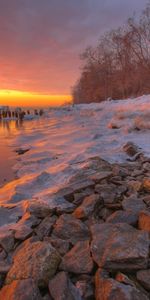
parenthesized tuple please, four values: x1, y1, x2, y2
(0, 90, 72, 107)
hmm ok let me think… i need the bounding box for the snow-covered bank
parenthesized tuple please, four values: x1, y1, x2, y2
(0, 95, 150, 217)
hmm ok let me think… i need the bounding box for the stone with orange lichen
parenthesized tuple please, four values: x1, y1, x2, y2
(91, 223, 149, 271)
(143, 178, 150, 192)
(95, 268, 149, 300)
(138, 210, 150, 232)
(0, 279, 42, 300)
(6, 239, 61, 287)
(73, 194, 100, 219)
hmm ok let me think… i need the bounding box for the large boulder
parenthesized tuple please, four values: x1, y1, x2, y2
(0, 279, 42, 300)
(49, 272, 82, 300)
(95, 268, 149, 300)
(91, 223, 149, 271)
(52, 214, 90, 244)
(60, 241, 93, 274)
(6, 239, 61, 287)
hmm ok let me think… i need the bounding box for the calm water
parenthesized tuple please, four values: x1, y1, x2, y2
(0, 119, 23, 186)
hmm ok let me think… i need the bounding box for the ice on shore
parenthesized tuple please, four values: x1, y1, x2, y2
(0, 95, 150, 224)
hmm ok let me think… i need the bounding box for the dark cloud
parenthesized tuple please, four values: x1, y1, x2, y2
(0, 0, 148, 94)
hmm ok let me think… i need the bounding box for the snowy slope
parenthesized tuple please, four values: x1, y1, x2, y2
(0, 95, 150, 211)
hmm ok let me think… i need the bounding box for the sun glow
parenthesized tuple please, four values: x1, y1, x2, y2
(0, 90, 72, 107)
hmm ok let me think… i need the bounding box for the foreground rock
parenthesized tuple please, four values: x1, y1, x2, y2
(91, 223, 149, 271)
(6, 239, 61, 287)
(95, 269, 149, 300)
(49, 272, 82, 300)
(60, 240, 93, 274)
(52, 214, 90, 244)
(0, 279, 42, 300)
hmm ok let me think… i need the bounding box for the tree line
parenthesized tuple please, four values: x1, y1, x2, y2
(73, 2, 150, 103)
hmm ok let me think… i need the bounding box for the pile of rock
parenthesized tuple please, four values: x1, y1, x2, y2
(1, 155, 150, 299)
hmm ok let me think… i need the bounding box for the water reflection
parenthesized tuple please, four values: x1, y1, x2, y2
(0, 119, 25, 135)
(0, 120, 23, 187)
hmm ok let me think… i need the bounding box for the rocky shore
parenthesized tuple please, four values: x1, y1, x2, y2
(0, 145, 150, 299)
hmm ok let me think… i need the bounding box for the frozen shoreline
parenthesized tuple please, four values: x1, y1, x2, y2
(0, 95, 150, 218)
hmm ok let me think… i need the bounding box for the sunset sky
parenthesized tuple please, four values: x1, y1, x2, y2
(0, 0, 147, 106)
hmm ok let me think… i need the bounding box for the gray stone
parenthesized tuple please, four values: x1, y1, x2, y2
(14, 225, 33, 240)
(52, 214, 90, 245)
(137, 269, 150, 291)
(106, 210, 138, 226)
(35, 215, 57, 240)
(49, 271, 82, 300)
(0, 230, 14, 252)
(122, 195, 146, 213)
(60, 241, 93, 274)
(27, 200, 53, 218)
(45, 237, 70, 256)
